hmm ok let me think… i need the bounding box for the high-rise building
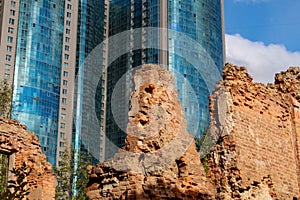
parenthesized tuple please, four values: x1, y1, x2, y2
(104, 0, 225, 158)
(0, 0, 107, 166)
(0, 0, 224, 166)
(0, 0, 20, 86)
(0, 0, 71, 166)
(73, 0, 108, 164)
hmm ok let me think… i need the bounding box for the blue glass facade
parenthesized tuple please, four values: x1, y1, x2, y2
(168, 0, 224, 136)
(9, 0, 106, 167)
(8, 0, 224, 165)
(74, 0, 106, 163)
(12, 0, 65, 165)
(105, 0, 132, 158)
(105, 0, 224, 158)
(105, 0, 162, 158)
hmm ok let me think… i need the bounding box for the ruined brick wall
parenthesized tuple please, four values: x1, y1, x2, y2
(209, 63, 300, 199)
(86, 63, 300, 200)
(0, 118, 56, 199)
(86, 64, 215, 200)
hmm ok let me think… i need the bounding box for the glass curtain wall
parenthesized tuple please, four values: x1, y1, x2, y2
(105, 0, 160, 159)
(168, 0, 224, 137)
(105, 0, 224, 158)
(74, 0, 106, 163)
(105, 0, 132, 159)
(12, 0, 65, 165)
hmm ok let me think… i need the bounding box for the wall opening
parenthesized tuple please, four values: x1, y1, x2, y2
(0, 152, 9, 193)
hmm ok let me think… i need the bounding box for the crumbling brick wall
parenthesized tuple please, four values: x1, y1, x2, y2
(86, 64, 215, 200)
(86, 63, 300, 200)
(209, 63, 300, 199)
(0, 118, 56, 199)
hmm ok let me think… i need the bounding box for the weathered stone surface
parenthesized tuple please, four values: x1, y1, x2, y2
(0, 118, 56, 200)
(87, 63, 300, 200)
(86, 64, 215, 199)
(209, 63, 300, 199)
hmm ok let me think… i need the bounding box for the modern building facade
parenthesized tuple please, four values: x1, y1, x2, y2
(0, 0, 224, 166)
(0, 0, 82, 166)
(104, 0, 225, 158)
(73, 0, 108, 164)
(0, 0, 20, 86)
(0, 0, 107, 166)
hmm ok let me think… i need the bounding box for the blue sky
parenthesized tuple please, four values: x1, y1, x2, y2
(224, 0, 300, 83)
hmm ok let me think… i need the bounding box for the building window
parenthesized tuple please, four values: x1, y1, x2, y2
(62, 98, 67, 104)
(59, 151, 63, 157)
(63, 80, 67, 85)
(59, 141, 65, 147)
(65, 29, 70, 34)
(6, 55, 11, 61)
(63, 71, 68, 77)
(62, 89, 67, 94)
(66, 20, 71, 26)
(65, 37, 70, 43)
(60, 132, 65, 139)
(61, 113, 66, 120)
(9, 18, 14, 25)
(64, 54, 69, 60)
(60, 123, 65, 129)
(10, 1, 16, 7)
(63, 80, 68, 86)
(5, 64, 11, 71)
(8, 27, 14, 33)
(7, 36, 13, 43)
(6, 46, 12, 52)
(64, 62, 68, 68)
(10, 9, 15, 16)
(64, 45, 70, 51)
(67, 4, 72, 9)
(4, 74, 10, 79)
(66, 12, 71, 18)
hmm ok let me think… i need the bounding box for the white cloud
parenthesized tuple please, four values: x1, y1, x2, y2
(225, 34, 300, 83)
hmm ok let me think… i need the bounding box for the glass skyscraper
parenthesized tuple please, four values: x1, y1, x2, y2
(104, 0, 225, 158)
(73, 0, 107, 164)
(168, 0, 224, 137)
(0, 0, 224, 166)
(0, 0, 107, 166)
(11, 0, 65, 165)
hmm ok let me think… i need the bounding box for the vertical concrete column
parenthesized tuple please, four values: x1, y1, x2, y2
(159, 0, 168, 68)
